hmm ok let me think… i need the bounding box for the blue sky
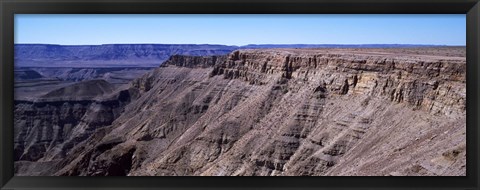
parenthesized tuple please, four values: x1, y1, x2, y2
(14, 14, 466, 46)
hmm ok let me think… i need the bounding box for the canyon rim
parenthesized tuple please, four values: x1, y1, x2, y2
(13, 47, 466, 176)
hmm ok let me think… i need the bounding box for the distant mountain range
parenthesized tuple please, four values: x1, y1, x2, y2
(15, 44, 453, 67)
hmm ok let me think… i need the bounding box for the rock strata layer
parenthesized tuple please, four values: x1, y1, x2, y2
(14, 47, 466, 176)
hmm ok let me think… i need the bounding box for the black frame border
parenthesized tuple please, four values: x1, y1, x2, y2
(1, 0, 479, 190)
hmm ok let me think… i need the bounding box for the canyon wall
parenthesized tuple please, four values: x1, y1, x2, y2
(15, 44, 237, 67)
(14, 80, 140, 174)
(210, 49, 465, 117)
(15, 44, 445, 67)
(14, 48, 466, 176)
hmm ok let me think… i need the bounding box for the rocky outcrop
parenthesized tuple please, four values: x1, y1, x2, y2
(15, 44, 447, 68)
(210, 49, 465, 117)
(15, 44, 237, 67)
(14, 69, 44, 80)
(162, 55, 227, 68)
(14, 47, 466, 176)
(14, 81, 140, 164)
(26, 67, 155, 83)
(40, 79, 115, 100)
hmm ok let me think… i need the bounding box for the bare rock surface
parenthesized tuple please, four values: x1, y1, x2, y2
(28, 67, 156, 82)
(15, 44, 237, 67)
(14, 69, 44, 80)
(14, 47, 466, 176)
(40, 79, 115, 100)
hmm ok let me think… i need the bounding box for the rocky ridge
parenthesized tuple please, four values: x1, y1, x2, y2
(15, 44, 449, 67)
(210, 49, 465, 117)
(14, 83, 139, 164)
(14, 47, 466, 176)
(15, 44, 237, 67)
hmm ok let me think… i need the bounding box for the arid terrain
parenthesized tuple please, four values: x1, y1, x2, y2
(15, 67, 156, 100)
(13, 47, 466, 176)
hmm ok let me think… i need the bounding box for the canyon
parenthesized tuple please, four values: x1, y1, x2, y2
(14, 44, 239, 100)
(15, 44, 441, 67)
(14, 47, 466, 176)
(15, 44, 238, 67)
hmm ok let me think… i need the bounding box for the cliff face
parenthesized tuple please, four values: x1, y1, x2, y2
(14, 80, 140, 165)
(210, 49, 465, 117)
(14, 48, 466, 176)
(15, 44, 237, 67)
(15, 44, 443, 67)
(162, 55, 227, 68)
(23, 67, 155, 83)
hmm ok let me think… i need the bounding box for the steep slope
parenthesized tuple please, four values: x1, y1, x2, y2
(14, 82, 140, 171)
(14, 47, 466, 176)
(27, 67, 155, 82)
(14, 69, 44, 80)
(40, 79, 115, 100)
